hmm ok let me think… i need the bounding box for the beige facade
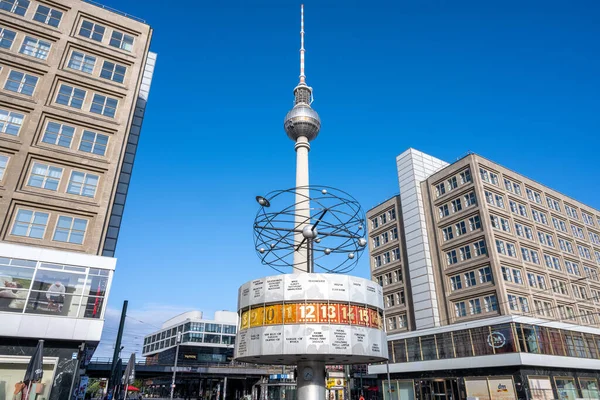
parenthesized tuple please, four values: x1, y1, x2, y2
(370, 151, 600, 334)
(367, 196, 413, 334)
(0, 0, 153, 256)
(422, 154, 600, 328)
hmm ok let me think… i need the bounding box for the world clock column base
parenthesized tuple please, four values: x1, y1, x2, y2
(297, 360, 326, 400)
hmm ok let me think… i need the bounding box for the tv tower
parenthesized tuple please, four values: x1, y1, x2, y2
(283, 4, 322, 271)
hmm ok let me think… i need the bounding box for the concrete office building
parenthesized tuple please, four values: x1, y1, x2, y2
(0, 0, 155, 398)
(368, 149, 600, 399)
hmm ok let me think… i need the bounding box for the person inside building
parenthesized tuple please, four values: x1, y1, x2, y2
(46, 281, 66, 312)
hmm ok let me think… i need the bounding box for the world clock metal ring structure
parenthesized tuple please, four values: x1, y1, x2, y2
(234, 6, 388, 400)
(254, 185, 367, 274)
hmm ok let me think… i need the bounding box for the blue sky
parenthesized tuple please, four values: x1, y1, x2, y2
(95, 0, 600, 357)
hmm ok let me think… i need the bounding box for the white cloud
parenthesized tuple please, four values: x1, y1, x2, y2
(95, 303, 199, 360)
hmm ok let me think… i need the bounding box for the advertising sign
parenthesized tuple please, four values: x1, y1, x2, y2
(465, 379, 491, 400)
(488, 378, 516, 400)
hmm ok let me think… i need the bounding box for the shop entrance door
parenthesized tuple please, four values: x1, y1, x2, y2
(419, 379, 461, 400)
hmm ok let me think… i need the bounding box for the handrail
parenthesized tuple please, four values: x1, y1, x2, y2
(88, 357, 269, 369)
(81, 0, 146, 23)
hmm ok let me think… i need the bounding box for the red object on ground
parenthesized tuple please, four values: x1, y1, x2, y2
(126, 386, 140, 392)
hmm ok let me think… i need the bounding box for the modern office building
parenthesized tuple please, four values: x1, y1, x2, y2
(143, 311, 238, 365)
(142, 311, 245, 399)
(0, 0, 155, 398)
(368, 148, 600, 399)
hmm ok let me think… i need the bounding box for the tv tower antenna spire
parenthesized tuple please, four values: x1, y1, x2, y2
(283, 4, 322, 271)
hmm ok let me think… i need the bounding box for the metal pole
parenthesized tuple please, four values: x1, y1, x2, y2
(344, 365, 351, 400)
(223, 377, 228, 400)
(385, 362, 392, 400)
(108, 300, 128, 394)
(170, 332, 182, 400)
(382, 310, 392, 400)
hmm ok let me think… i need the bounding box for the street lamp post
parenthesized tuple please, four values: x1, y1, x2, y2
(170, 332, 182, 400)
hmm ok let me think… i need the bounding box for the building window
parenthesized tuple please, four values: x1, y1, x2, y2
(389, 208, 396, 220)
(79, 20, 105, 42)
(78, 131, 108, 156)
(450, 275, 462, 291)
(0, 0, 29, 16)
(565, 205, 579, 220)
(442, 226, 454, 242)
(11, 209, 48, 238)
(0, 26, 16, 49)
(518, 204, 528, 217)
(479, 266, 492, 283)
(513, 183, 522, 195)
(508, 294, 518, 311)
(459, 244, 471, 261)
(479, 168, 498, 185)
(582, 212, 594, 226)
(464, 192, 477, 207)
(464, 271, 477, 287)
(512, 268, 523, 284)
(32, 4, 62, 27)
(4, 70, 38, 96)
(0, 108, 24, 136)
(484, 295, 498, 312)
(388, 317, 397, 331)
(68, 51, 96, 74)
(451, 198, 462, 213)
(468, 215, 481, 231)
(386, 294, 395, 307)
(18, 36, 50, 59)
(496, 239, 506, 255)
(53, 216, 87, 244)
(67, 171, 99, 198)
(547, 197, 561, 212)
(371, 218, 378, 229)
(90, 94, 118, 118)
(446, 250, 457, 265)
(469, 298, 481, 314)
(0, 155, 8, 180)
(519, 297, 529, 312)
(56, 84, 86, 109)
(456, 221, 467, 236)
(374, 255, 382, 268)
(507, 243, 517, 257)
(571, 225, 585, 239)
(391, 227, 398, 239)
(376, 276, 383, 286)
(41, 122, 74, 148)
(372, 236, 380, 248)
(392, 247, 400, 261)
(473, 240, 487, 256)
(454, 301, 466, 317)
(537, 275, 546, 289)
(460, 169, 471, 184)
(439, 204, 449, 218)
(448, 176, 458, 190)
(435, 182, 446, 197)
(28, 162, 62, 191)
(109, 31, 134, 51)
(100, 61, 126, 83)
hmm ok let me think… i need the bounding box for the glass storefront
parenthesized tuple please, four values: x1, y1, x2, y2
(0, 360, 55, 400)
(382, 380, 414, 400)
(579, 378, 600, 399)
(387, 322, 600, 364)
(554, 377, 578, 400)
(528, 377, 553, 400)
(0, 257, 110, 319)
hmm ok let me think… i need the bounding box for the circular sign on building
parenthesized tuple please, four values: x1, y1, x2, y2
(235, 273, 389, 365)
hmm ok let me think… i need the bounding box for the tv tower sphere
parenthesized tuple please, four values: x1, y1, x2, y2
(284, 97, 321, 142)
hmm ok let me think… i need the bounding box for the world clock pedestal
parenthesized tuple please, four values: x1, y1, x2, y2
(234, 273, 388, 400)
